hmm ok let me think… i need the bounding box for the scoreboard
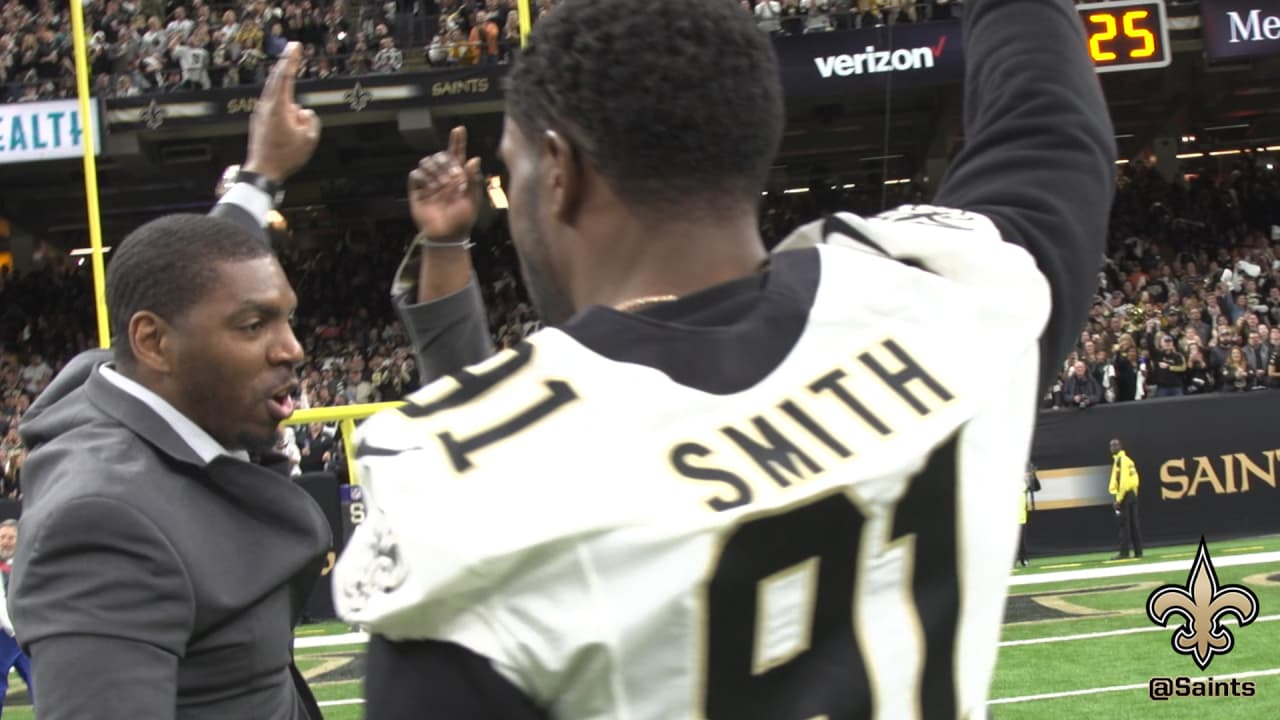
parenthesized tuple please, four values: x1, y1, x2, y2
(1077, 0, 1173, 74)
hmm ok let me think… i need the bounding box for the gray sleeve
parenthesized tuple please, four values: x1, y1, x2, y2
(388, 241, 497, 385)
(12, 496, 193, 717)
(28, 635, 180, 720)
(395, 277, 496, 385)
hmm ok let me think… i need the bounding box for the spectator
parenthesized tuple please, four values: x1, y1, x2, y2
(265, 20, 288, 58)
(754, 0, 782, 33)
(1151, 335, 1186, 397)
(1183, 347, 1215, 395)
(1062, 361, 1102, 409)
(173, 33, 210, 89)
(372, 35, 401, 72)
(1220, 347, 1258, 392)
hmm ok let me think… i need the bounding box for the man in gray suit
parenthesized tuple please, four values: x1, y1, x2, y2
(10, 43, 330, 720)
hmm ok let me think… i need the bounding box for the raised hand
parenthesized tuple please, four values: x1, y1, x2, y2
(244, 42, 321, 183)
(408, 126, 484, 243)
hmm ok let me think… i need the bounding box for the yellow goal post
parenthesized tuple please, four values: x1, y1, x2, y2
(281, 402, 405, 484)
(64, 3, 539, 486)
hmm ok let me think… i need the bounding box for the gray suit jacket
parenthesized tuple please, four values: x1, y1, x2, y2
(12, 350, 331, 719)
(10, 200, 331, 720)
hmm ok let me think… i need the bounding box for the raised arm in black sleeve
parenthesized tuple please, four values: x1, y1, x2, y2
(933, 0, 1116, 390)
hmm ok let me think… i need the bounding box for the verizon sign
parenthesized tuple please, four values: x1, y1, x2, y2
(1201, 0, 1280, 61)
(775, 22, 964, 97)
(814, 39, 945, 78)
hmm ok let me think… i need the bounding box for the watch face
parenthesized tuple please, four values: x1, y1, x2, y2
(216, 164, 241, 199)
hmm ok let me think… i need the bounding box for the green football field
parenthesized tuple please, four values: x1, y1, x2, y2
(3, 535, 1277, 719)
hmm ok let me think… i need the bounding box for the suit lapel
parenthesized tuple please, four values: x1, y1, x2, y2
(85, 365, 208, 467)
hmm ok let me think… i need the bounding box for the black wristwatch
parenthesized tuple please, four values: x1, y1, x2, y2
(231, 168, 285, 205)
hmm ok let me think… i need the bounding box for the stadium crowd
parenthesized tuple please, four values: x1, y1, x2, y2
(0, 0, 546, 102)
(4, 151, 1279, 491)
(3, 0, 1279, 487)
(1, 0, 982, 103)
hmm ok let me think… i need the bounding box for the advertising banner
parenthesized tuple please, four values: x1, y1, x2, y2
(105, 66, 503, 131)
(0, 99, 101, 164)
(1200, 0, 1280, 61)
(773, 21, 966, 97)
(1026, 391, 1280, 556)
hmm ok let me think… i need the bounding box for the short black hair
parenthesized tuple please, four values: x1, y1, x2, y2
(506, 0, 784, 212)
(107, 213, 272, 363)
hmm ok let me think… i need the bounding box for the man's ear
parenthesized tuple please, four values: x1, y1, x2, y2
(128, 311, 176, 375)
(543, 129, 583, 225)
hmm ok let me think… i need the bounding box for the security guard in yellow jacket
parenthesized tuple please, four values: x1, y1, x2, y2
(1109, 438, 1143, 559)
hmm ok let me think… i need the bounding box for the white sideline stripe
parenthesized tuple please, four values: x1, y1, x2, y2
(988, 667, 1280, 705)
(291, 552, 1280, 651)
(317, 699, 366, 708)
(1000, 614, 1280, 647)
(1009, 550, 1280, 586)
(295, 631, 369, 649)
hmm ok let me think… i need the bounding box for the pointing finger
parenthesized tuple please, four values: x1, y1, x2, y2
(448, 126, 467, 164)
(464, 157, 482, 190)
(276, 43, 301, 111)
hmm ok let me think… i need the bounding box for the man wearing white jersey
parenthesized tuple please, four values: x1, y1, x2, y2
(333, 0, 1116, 717)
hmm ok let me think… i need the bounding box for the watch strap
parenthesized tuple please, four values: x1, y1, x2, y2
(232, 169, 284, 203)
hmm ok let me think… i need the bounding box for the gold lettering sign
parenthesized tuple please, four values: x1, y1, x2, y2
(1160, 450, 1279, 500)
(227, 97, 258, 115)
(431, 78, 490, 97)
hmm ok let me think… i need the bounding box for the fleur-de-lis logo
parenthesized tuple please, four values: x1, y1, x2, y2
(345, 82, 372, 112)
(141, 100, 165, 130)
(1146, 537, 1259, 670)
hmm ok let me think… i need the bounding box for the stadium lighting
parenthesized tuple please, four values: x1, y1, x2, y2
(1175, 152, 1204, 159)
(842, 183, 857, 189)
(783, 187, 811, 194)
(1209, 150, 1242, 156)
(884, 179, 911, 185)
(487, 176, 509, 209)
(1115, 159, 1130, 165)
(1268, 146, 1280, 152)
(69, 246, 112, 256)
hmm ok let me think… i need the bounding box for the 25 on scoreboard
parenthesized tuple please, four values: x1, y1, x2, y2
(1077, 0, 1172, 74)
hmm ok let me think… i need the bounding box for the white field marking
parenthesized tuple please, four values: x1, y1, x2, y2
(1000, 614, 1280, 647)
(295, 631, 369, 649)
(1009, 550, 1280, 586)
(289, 553, 1280, 651)
(988, 667, 1280, 705)
(317, 698, 366, 708)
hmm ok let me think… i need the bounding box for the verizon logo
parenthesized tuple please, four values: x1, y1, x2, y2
(1227, 9, 1280, 42)
(814, 36, 947, 78)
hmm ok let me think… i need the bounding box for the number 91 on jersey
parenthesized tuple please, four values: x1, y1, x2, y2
(1077, 0, 1172, 74)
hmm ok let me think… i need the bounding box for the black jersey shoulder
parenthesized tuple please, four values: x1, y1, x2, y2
(559, 248, 822, 395)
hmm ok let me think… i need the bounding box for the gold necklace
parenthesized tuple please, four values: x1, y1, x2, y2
(612, 258, 770, 313)
(614, 294, 679, 312)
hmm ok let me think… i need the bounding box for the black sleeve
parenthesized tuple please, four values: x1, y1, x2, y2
(364, 635, 547, 720)
(933, 0, 1116, 391)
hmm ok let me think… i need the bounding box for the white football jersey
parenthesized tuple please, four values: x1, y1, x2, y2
(334, 206, 1052, 720)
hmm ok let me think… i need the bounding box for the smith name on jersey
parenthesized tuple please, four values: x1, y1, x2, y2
(332, 206, 1052, 720)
